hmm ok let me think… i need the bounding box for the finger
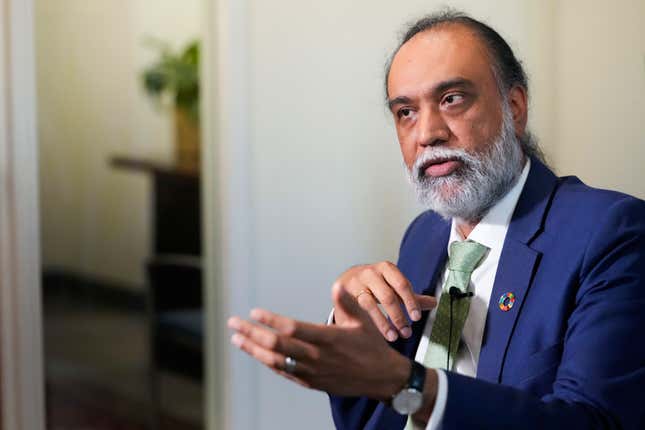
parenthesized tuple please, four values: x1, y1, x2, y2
(379, 262, 421, 321)
(332, 282, 368, 321)
(358, 268, 412, 338)
(228, 316, 313, 359)
(231, 332, 287, 370)
(249, 309, 332, 345)
(415, 294, 437, 311)
(332, 284, 398, 341)
(231, 333, 314, 376)
(351, 285, 399, 342)
(333, 277, 369, 324)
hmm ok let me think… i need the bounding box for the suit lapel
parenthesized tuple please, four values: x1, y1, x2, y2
(476, 239, 539, 382)
(410, 220, 449, 352)
(396, 214, 450, 359)
(476, 158, 558, 383)
(416, 222, 450, 297)
(398, 213, 450, 298)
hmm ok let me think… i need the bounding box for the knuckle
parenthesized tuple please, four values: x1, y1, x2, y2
(325, 330, 338, 345)
(376, 319, 391, 334)
(338, 264, 366, 284)
(391, 279, 408, 291)
(377, 260, 394, 272)
(357, 294, 374, 309)
(242, 342, 252, 354)
(342, 277, 358, 291)
(307, 365, 319, 378)
(236, 322, 250, 336)
(283, 321, 296, 336)
(237, 337, 246, 349)
(268, 355, 279, 368)
(404, 295, 417, 307)
(345, 278, 369, 297)
(360, 266, 377, 280)
(368, 309, 387, 327)
(379, 291, 397, 306)
(309, 348, 321, 362)
(266, 334, 279, 350)
(390, 314, 407, 327)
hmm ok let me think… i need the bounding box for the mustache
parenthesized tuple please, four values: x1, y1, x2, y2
(411, 147, 479, 180)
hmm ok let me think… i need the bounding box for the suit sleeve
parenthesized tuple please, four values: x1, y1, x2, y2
(440, 196, 645, 430)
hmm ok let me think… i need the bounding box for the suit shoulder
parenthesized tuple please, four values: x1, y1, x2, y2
(400, 210, 446, 248)
(549, 175, 645, 227)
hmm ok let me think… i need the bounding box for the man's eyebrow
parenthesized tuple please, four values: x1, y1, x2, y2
(387, 96, 412, 110)
(387, 77, 475, 110)
(432, 77, 474, 95)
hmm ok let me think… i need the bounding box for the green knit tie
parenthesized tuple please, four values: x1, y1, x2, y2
(404, 240, 487, 429)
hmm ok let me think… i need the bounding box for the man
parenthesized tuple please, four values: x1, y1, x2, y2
(228, 10, 645, 429)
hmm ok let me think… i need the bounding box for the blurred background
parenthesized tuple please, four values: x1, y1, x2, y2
(37, 1, 203, 429)
(32, 0, 644, 429)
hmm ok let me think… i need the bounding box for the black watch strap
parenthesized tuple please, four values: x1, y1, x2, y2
(408, 360, 426, 392)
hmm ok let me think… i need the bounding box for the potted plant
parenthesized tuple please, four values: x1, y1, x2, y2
(142, 39, 200, 172)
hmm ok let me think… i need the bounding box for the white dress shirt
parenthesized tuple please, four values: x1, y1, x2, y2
(416, 159, 530, 429)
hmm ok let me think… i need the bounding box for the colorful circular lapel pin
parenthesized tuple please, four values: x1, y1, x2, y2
(498, 292, 516, 312)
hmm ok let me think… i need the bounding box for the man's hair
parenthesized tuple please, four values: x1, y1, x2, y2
(385, 9, 545, 162)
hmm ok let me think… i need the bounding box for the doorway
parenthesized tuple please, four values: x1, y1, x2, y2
(35, 2, 205, 428)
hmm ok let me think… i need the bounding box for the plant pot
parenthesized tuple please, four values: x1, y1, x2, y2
(174, 108, 200, 173)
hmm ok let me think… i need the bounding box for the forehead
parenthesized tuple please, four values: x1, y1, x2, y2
(387, 24, 497, 98)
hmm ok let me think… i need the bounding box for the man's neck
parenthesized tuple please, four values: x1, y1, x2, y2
(455, 154, 529, 240)
(456, 220, 478, 239)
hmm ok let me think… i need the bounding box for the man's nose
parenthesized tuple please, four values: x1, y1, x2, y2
(416, 107, 450, 148)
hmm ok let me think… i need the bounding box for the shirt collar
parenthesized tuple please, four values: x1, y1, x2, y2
(448, 158, 531, 253)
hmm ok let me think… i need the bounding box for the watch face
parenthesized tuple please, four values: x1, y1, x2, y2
(392, 388, 423, 415)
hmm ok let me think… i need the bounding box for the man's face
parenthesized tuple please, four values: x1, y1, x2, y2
(388, 24, 505, 173)
(387, 24, 526, 221)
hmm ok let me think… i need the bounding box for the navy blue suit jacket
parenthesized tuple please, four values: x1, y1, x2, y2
(329, 158, 645, 429)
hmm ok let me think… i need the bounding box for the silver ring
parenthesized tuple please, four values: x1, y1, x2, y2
(284, 356, 297, 374)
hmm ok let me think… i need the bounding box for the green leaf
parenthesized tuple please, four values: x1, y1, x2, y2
(140, 38, 200, 123)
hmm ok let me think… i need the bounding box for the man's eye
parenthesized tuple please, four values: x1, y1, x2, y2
(442, 94, 464, 105)
(397, 108, 412, 119)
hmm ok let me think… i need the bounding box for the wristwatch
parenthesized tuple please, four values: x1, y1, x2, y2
(391, 360, 425, 415)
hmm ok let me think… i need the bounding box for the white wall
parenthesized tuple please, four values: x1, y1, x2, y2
(36, 0, 201, 288)
(221, 1, 556, 428)
(553, 0, 645, 199)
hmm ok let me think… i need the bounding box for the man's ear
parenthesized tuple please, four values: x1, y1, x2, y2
(507, 85, 528, 138)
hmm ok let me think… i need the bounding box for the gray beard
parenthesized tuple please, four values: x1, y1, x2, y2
(405, 105, 524, 223)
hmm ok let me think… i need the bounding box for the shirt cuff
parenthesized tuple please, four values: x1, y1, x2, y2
(424, 369, 447, 430)
(326, 308, 335, 325)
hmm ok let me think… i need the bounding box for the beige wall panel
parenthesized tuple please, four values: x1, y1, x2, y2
(240, 1, 553, 427)
(553, 0, 645, 198)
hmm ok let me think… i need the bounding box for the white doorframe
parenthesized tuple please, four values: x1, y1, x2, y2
(202, 0, 256, 428)
(0, 0, 45, 429)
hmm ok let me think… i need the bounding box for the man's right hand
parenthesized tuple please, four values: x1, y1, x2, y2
(332, 262, 437, 342)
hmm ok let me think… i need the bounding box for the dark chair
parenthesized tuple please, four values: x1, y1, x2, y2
(146, 255, 203, 428)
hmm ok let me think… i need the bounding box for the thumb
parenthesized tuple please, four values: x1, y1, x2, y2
(332, 283, 366, 323)
(415, 294, 437, 311)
